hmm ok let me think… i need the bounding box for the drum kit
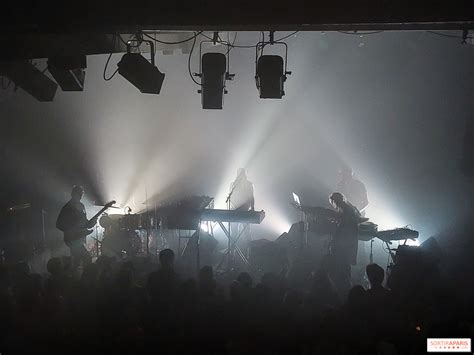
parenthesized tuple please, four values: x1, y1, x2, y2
(92, 195, 215, 259)
(98, 212, 151, 258)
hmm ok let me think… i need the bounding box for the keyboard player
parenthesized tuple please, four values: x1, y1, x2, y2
(228, 168, 255, 260)
(229, 168, 255, 211)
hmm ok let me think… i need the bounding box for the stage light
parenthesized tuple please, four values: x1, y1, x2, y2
(365, 203, 404, 231)
(48, 55, 87, 91)
(117, 40, 165, 94)
(0, 60, 58, 101)
(255, 32, 291, 99)
(405, 239, 420, 247)
(194, 34, 235, 109)
(199, 52, 231, 109)
(200, 221, 210, 233)
(268, 216, 292, 235)
(256, 55, 288, 99)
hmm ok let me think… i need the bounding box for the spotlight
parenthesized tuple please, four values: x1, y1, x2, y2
(405, 239, 420, 247)
(0, 60, 58, 101)
(255, 32, 291, 99)
(200, 221, 210, 233)
(117, 40, 165, 94)
(195, 35, 235, 110)
(48, 55, 86, 91)
(199, 53, 229, 109)
(256, 55, 286, 98)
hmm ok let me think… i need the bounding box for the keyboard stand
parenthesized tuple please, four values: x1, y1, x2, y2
(215, 221, 251, 271)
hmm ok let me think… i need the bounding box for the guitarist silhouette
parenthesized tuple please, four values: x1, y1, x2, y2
(56, 185, 115, 269)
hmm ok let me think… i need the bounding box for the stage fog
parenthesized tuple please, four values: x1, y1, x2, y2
(0, 31, 472, 266)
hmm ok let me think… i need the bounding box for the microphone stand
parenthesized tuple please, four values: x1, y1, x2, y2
(225, 183, 238, 269)
(225, 182, 238, 209)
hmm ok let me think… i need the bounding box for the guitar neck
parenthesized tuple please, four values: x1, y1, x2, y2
(89, 206, 110, 223)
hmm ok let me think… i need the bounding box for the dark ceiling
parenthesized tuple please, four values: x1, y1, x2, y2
(2, 0, 473, 33)
(0, 1, 472, 62)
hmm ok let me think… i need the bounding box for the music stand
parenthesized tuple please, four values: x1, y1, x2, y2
(292, 192, 309, 248)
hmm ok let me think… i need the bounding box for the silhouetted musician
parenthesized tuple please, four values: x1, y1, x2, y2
(228, 168, 255, 260)
(336, 165, 368, 215)
(229, 168, 255, 211)
(56, 185, 93, 268)
(328, 192, 361, 297)
(336, 165, 370, 275)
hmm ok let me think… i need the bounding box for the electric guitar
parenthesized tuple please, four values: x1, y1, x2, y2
(64, 200, 116, 245)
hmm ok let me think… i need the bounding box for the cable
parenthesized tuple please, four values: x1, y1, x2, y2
(225, 32, 238, 55)
(426, 30, 473, 40)
(338, 30, 384, 35)
(274, 31, 299, 41)
(220, 42, 256, 49)
(200, 33, 213, 41)
(142, 31, 204, 45)
(103, 34, 125, 81)
(203, 31, 299, 49)
(337, 29, 473, 41)
(337, 29, 474, 40)
(201, 32, 255, 47)
(103, 52, 118, 81)
(188, 33, 201, 86)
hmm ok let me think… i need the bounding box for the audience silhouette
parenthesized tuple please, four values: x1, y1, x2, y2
(0, 228, 471, 355)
